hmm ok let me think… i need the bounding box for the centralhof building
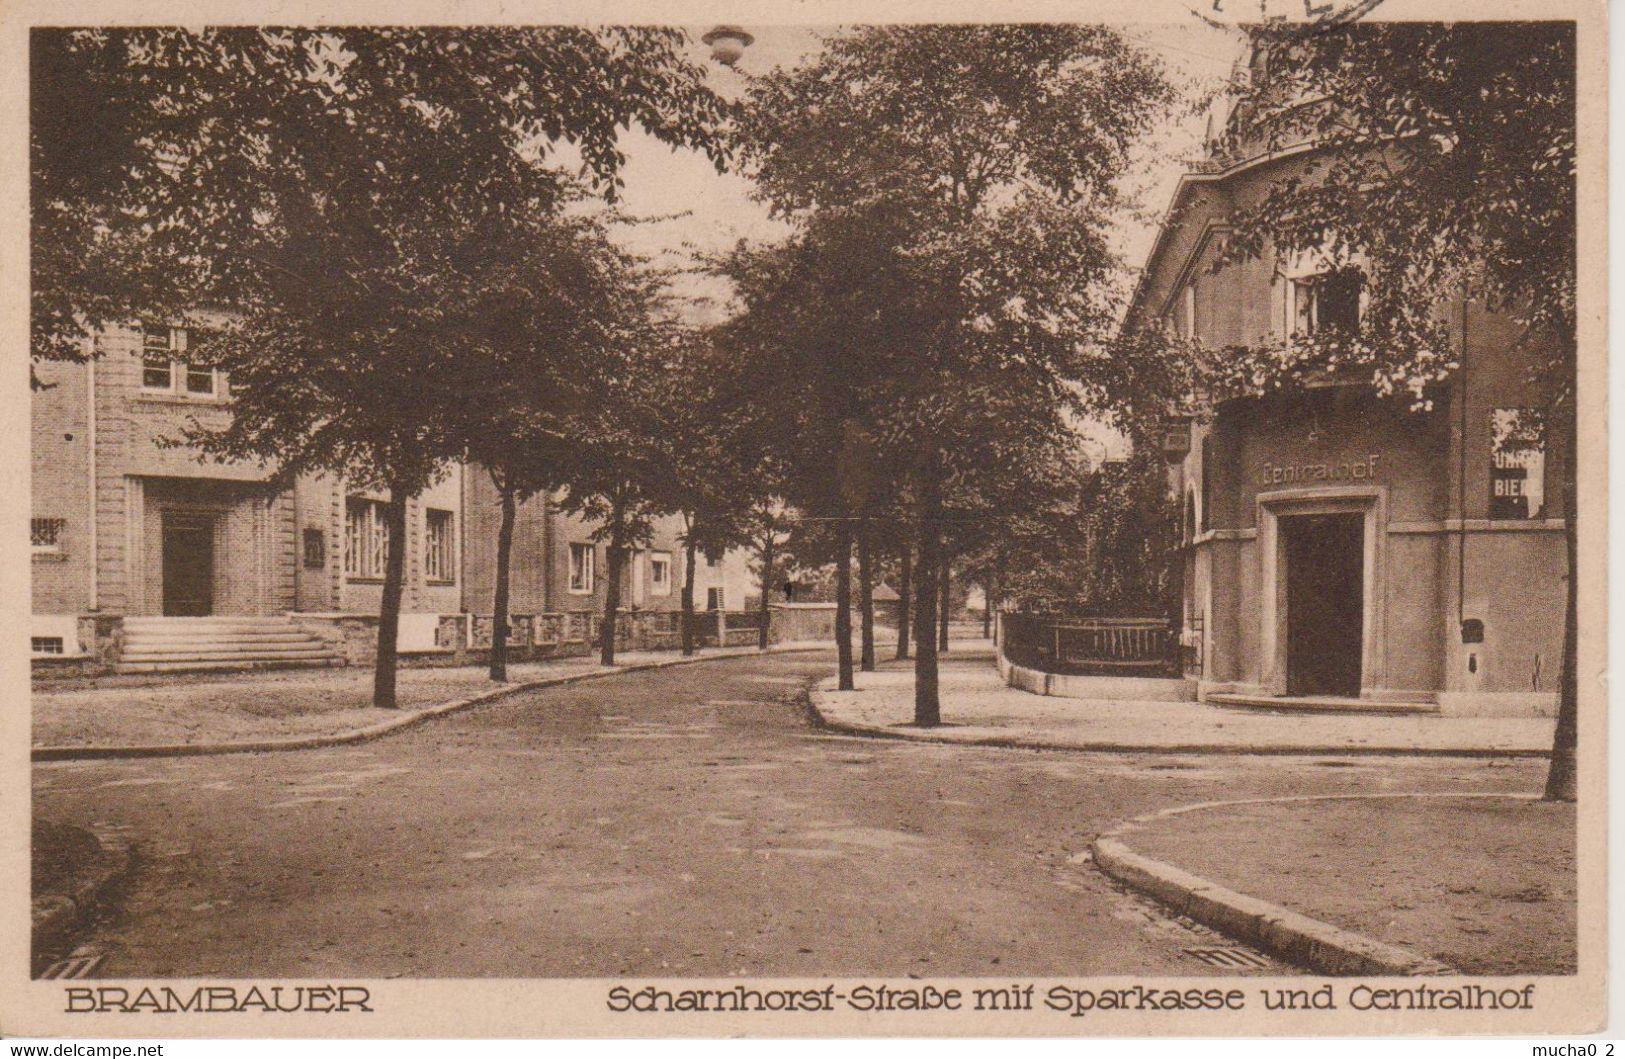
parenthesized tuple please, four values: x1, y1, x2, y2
(1125, 69, 1565, 718)
(30, 322, 754, 671)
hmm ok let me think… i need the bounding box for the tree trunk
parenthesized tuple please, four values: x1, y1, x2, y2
(1545, 377, 1579, 802)
(758, 532, 774, 651)
(372, 484, 411, 709)
(834, 521, 855, 691)
(938, 558, 951, 653)
(489, 480, 517, 683)
(913, 474, 941, 725)
(982, 576, 994, 639)
(600, 514, 626, 666)
(681, 530, 698, 656)
(895, 543, 912, 661)
(858, 513, 876, 671)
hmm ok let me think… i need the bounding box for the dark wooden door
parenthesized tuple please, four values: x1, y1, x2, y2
(162, 516, 215, 616)
(1284, 512, 1364, 697)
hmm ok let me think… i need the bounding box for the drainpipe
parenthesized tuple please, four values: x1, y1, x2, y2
(86, 343, 97, 612)
(1457, 287, 1469, 628)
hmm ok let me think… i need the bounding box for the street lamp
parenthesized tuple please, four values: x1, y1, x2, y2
(702, 25, 754, 66)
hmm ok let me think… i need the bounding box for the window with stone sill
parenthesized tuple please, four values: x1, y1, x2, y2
(140, 323, 226, 398)
(649, 553, 672, 596)
(344, 498, 390, 581)
(568, 543, 595, 594)
(31, 517, 65, 555)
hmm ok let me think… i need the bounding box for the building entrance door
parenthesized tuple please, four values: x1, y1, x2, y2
(1283, 512, 1363, 697)
(162, 514, 215, 616)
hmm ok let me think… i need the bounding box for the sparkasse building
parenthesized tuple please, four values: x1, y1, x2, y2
(1122, 46, 1566, 718)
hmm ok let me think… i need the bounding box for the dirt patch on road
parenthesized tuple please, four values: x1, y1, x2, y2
(1125, 795, 1576, 975)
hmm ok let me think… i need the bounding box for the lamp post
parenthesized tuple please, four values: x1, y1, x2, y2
(702, 25, 754, 66)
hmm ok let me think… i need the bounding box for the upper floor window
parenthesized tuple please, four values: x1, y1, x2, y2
(344, 497, 390, 581)
(142, 324, 179, 390)
(569, 543, 596, 594)
(1181, 284, 1196, 341)
(140, 323, 223, 397)
(424, 509, 455, 583)
(1287, 271, 1363, 337)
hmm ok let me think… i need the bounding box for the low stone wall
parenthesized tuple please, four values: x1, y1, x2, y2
(996, 645, 1197, 702)
(291, 609, 755, 667)
(769, 602, 838, 644)
(30, 607, 772, 678)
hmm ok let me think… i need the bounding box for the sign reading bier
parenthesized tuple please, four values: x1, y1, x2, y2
(1259, 454, 1380, 486)
(1490, 408, 1546, 519)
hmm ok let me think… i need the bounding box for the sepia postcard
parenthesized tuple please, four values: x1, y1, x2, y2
(0, 0, 1608, 1039)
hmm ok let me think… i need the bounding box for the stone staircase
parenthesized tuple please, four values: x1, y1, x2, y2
(118, 616, 346, 674)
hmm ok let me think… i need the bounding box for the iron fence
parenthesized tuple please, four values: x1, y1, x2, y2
(1000, 611, 1177, 677)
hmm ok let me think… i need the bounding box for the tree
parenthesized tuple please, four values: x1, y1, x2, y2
(553, 329, 680, 667)
(735, 25, 1172, 724)
(648, 336, 783, 656)
(712, 228, 896, 692)
(32, 27, 731, 369)
(444, 204, 654, 682)
(1213, 22, 1578, 799)
(44, 27, 733, 707)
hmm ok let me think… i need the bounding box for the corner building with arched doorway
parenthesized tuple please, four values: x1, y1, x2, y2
(1125, 129, 1566, 719)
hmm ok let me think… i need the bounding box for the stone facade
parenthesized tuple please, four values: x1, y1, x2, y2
(31, 322, 735, 666)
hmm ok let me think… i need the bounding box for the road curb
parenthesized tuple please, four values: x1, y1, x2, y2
(805, 682, 1551, 759)
(32, 830, 134, 962)
(1090, 792, 1540, 976)
(34, 645, 828, 762)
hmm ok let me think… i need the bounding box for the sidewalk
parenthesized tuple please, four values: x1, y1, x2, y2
(811, 646, 1556, 755)
(33, 643, 828, 754)
(1101, 794, 1575, 975)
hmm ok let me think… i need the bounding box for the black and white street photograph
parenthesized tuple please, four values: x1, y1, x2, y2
(9, 0, 1606, 1039)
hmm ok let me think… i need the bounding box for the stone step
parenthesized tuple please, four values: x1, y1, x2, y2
(120, 646, 342, 662)
(1206, 692, 1439, 716)
(116, 658, 348, 674)
(123, 631, 322, 646)
(123, 618, 304, 629)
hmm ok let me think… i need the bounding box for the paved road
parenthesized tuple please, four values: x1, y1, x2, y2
(33, 650, 1544, 979)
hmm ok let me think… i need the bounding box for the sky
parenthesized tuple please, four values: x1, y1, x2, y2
(598, 22, 1249, 329)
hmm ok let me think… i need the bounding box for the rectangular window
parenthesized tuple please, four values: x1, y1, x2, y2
(1181, 284, 1196, 341)
(142, 324, 177, 390)
(142, 323, 221, 396)
(344, 498, 390, 580)
(31, 636, 65, 655)
(302, 527, 326, 568)
(1289, 272, 1362, 336)
(425, 509, 455, 583)
(31, 517, 65, 553)
(649, 553, 672, 596)
(569, 543, 595, 594)
(707, 587, 725, 611)
(185, 363, 216, 395)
